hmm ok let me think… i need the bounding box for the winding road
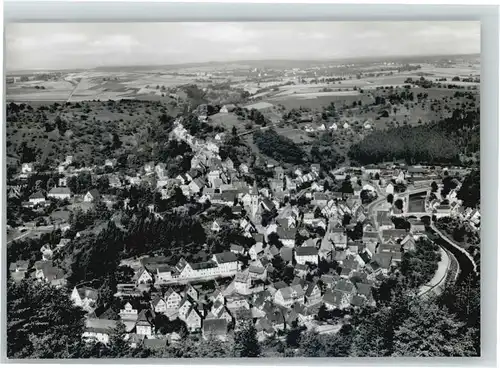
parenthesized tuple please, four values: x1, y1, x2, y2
(366, 183, 477, 296)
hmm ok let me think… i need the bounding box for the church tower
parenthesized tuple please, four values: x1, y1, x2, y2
(250, 181, 259, 219)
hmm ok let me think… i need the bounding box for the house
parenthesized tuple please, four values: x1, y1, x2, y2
(211, 220, 221, 232)
(274, 166, 285, 180)
(83, 319, 117, 345)
(355, 283, 374, 303)
(266, 309, 286, 330)
(9, 260, 29, 282)
(239, 163, 249, 174)
(189, 178, 205, 194)
(47, 187, 72, 200)
(144, 161, 155, 175)
(370, 253, 393, 274)
(274, 284, 305, 308)
(115, 284, 142, 298)
(279, 247, 294, 265)
(84, 189, 100, 202)
(277, 227, 296, 248)
(220, 104, 236, 113)
(164, 288, 182, 310)
(294, 247, 319, 265)
(230, 243, 245, 255)
(135, 310, 154, 336)
(108, 175, 122, 188)
(324, 226, 348, 249)
(362, 230, 379, 254)
(312, 192, 329, 207)
(408, 219, 427, 237)
(304, 282, 322, 306)
(21, 162, 34, 174)
(401, 234, 417, 252)
(119, 301, 139, 331)
(134, 267, 154, 286)
(203, 318, 228, 341)
(381, 229, 407, 243)
(377, 211, 394, 231)
(234, 270, 252, 294)
(378, 243, 401, 254)
(249, 265, 267, 281)
(255, 317, 276, 340)
(29, 191, 46, 205)
(386, 183, 395, 195)
(323, 289, 351, 310)
(261, 198, 276, 212)
(249, 242, 265, 260)
(294, 263, 309, 278)
(183, 283, 200, 301)
(151, 296, 168, 314)
(71, 286, 99, 312)
(35, 264, 67, 288)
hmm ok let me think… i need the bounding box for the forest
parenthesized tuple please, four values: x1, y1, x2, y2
(348, 108, 479, 165)
(253, 129, 306, 165)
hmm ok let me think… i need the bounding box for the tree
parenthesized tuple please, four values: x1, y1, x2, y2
(7, 280, 86, 358)
(107, 320, 130, 357)
(387, 193, 394, 204)
(341, 179, 354, 194)
(392, 300, 476, 357)
(431, 181, 438, 193)
(394, 199, 404, 210)
(233, 320, 261, 357)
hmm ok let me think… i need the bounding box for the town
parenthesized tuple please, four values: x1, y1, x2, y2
(7, 109, 480, 354)
(6, 21, 481, 359)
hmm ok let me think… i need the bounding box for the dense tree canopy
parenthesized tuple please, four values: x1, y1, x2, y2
(253, 129, 306, 165)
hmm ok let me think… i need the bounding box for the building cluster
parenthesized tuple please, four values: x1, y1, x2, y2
(8, 118, 477, 350)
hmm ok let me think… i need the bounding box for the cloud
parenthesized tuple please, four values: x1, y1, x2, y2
(187, 23, 260, 43)
(230, 45, 261, 55)
(5, 21, 480, 70)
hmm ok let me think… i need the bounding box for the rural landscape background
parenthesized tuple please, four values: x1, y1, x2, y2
(6, 22, 480, 359)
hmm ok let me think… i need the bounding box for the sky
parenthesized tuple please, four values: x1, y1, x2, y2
(6, 21, 480, 71)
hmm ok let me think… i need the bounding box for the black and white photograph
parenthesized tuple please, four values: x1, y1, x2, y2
(5, 21, 481, 359)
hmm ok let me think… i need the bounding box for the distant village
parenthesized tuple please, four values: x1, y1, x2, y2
(8, 115, 479, 350)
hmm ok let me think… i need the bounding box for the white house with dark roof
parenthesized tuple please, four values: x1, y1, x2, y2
(294, 247, 319, 265)
(83, 318, 117, 345)
(29, 191, 46, 205)
(48, 187, 72, 200)
(71, 286, 99, 312)
(84, 189, 100, 202)
(274, 284, 305, 308)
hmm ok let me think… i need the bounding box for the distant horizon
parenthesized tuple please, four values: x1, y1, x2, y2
(6, 22, 480, 71)
(6, 52, 481, 74)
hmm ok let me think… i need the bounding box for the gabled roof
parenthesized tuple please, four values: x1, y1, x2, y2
(335, 279, 354, 293)
(295, 246, 318, 257)
(77, 286, 99, 301)
(277, 227, 296, 240)
(305, 282, 320, 297)
(29, 191, 45, 200)
(278, 284, 305, 300)
(10, 260, 29, 271)
(372, 253, 393, 269)
(87, 189, 100, 199)
(85, 318, 117, 334)
(48, 187, 72, 195)
(355, 283, 373, 298)
(280, 247, 294, 262)
(323, 290, 344, 307)
(214, 251, 238, 264)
